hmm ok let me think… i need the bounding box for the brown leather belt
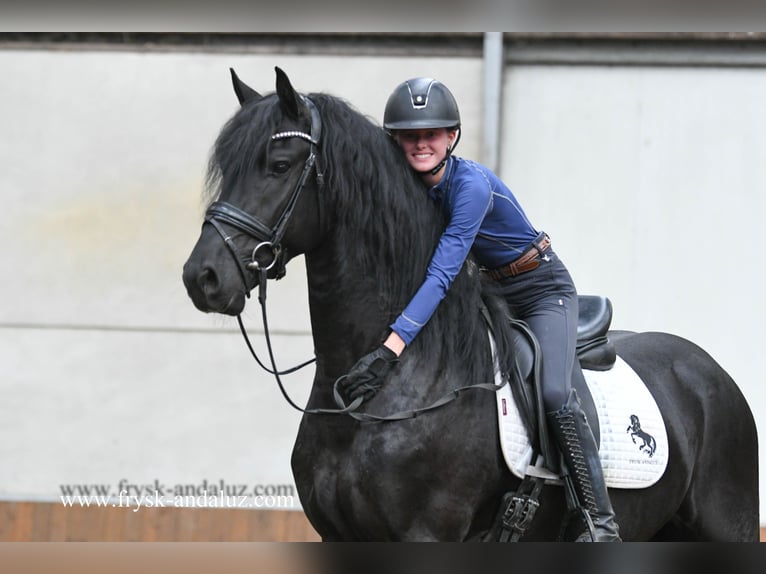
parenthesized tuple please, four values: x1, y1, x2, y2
(483, 234, 551, 281)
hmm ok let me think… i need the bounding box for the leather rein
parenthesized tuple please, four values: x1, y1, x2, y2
(203, 96, 512, 422)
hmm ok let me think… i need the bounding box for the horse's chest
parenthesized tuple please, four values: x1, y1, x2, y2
(292, 423, 416, 535)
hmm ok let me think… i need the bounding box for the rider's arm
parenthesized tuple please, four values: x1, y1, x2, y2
(388, 179, 492, 350)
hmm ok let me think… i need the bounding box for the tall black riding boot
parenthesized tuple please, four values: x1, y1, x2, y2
(547, 389, 621, 542)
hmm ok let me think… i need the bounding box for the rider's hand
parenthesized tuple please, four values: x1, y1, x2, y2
(338, 345, 399, 404)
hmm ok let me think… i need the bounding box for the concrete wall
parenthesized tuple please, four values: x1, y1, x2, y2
(1, 38, 764, 526)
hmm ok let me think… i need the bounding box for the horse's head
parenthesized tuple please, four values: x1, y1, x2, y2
(183, 67, 325, 315)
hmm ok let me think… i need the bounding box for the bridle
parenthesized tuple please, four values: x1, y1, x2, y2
(201, 95, 366, 416)
(204, 96, 324, 288)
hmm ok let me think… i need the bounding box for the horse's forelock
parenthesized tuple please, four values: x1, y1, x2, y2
(203, 94, 284, 206)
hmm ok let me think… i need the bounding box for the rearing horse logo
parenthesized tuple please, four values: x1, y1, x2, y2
(627, 414, 657, 458)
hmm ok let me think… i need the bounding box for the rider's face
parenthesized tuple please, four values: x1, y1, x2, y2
(395, 128, 456, 174)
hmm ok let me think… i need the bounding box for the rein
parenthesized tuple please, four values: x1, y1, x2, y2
(238, 268, 365, 416)
(240, 267, 513, 423)
(205, 95, 514, 422)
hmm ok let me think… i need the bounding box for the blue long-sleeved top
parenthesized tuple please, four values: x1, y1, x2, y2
(390, 155, 539, 345)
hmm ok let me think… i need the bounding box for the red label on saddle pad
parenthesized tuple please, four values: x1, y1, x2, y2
(502, 398, 507, 416)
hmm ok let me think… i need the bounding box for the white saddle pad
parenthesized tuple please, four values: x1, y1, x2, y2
(496, 355, 669, 489)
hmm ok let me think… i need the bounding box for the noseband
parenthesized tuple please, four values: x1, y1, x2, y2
(204, 96, 324, 293)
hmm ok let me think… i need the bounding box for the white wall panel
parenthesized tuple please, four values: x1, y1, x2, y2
(0, 327, 313, 505)
(501, 63, 766, 522)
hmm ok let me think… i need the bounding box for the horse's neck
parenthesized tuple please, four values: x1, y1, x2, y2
(304, 244, 397, 378)
(303, 177, 439, 380)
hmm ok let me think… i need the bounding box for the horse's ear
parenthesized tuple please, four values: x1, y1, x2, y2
(275, 66, 302, 120)
(230, 68, 262, 106)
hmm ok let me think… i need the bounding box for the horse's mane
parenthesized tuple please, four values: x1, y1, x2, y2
(205, 90, 515, 380)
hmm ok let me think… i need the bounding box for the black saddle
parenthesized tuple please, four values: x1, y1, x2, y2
(508, 295, 616, 470)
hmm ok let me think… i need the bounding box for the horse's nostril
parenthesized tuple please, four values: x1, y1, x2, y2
(198, 266, 220, 293)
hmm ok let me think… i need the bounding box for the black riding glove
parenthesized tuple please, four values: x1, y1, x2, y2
(339, 345, 399, 404)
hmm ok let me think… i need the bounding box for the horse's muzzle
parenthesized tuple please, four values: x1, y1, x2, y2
(182, 256, 248, 315)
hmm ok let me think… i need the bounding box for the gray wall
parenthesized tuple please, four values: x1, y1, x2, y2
(1, 37, 764, 525)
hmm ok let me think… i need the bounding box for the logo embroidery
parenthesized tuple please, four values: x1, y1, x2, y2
(626, 414, 657, 458)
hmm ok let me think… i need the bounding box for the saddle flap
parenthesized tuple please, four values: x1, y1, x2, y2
(507, 321, 600, 474)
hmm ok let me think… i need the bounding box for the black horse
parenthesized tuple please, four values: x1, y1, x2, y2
(182, 67, 759, 541)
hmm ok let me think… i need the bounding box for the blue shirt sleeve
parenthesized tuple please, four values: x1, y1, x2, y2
(390, 177, 492, 345)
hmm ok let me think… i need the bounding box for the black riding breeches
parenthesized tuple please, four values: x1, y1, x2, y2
(494, 249, 579, 410)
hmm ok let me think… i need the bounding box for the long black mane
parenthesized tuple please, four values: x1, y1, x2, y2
(205, 90, 515, 379)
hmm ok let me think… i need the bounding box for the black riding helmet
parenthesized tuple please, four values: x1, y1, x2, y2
(383, 77, 462, 175)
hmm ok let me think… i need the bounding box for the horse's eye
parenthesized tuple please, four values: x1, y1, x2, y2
(273, 161, 290, 174)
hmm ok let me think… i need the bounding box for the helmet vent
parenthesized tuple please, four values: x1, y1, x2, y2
(408, 81, 432, 109)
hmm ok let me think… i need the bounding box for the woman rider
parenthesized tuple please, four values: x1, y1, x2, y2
(340, 77, 620, 542)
